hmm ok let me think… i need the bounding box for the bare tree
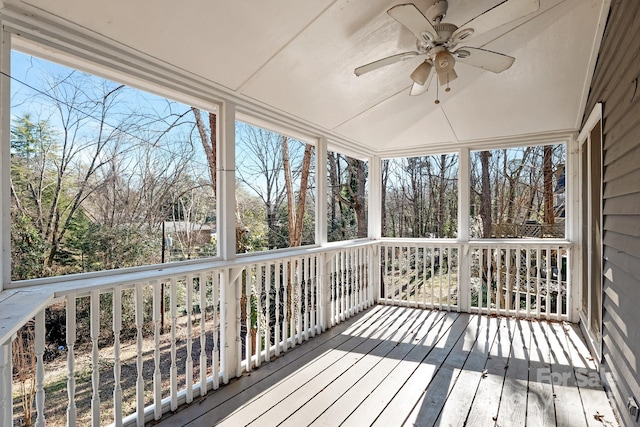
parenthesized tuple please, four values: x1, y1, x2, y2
(543, 145, 554, 224)
(480, 151, 492, 238)
(327, 153, 367, 240)
(283, 136, 314, 247)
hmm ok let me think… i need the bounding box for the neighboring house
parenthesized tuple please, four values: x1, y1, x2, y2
(163, 221, 216, 246)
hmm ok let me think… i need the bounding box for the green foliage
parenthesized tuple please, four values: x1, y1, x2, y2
(10, 214, 48, 280)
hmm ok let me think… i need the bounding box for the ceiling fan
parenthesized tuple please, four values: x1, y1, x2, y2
(354, 0, 540, 101)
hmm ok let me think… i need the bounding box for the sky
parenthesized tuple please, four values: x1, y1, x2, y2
(9, 50, 315, 205)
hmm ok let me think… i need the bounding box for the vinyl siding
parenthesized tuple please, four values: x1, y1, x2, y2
(583, 1, 640, 425)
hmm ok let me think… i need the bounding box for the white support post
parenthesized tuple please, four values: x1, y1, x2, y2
(0, 29, 11, 288)
(316, 137, 328, 247)
(0, 339, 12, 427)
(369, 155, 382, 303)
(218, 100, 239, 383)
(567, 133, 581, 322)
(458, 148, 471, 313)
(368, 155, 382, 240)
(316, 137, 329, 330)
(218, 100, 237, 261)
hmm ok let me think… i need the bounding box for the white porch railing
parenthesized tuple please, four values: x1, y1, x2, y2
(379, 240, 460, 311)
(467, 241, 571, 320)
(0, 239, 571, 426)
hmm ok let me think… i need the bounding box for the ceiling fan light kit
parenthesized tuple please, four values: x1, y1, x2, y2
(354, 0, 541, 102)
(410, 61, 433, 85)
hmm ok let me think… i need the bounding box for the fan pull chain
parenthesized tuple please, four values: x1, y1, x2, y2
(435, 81, 440, 105)
(446, 73, 451, 92)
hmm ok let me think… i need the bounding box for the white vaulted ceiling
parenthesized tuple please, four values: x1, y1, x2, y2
(5, 0, 608, 155)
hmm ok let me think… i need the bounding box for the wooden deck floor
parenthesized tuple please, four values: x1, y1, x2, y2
(153, 306, 619, 427)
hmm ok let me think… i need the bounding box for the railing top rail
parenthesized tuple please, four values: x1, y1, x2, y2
(5, 239, 379, 297)
(467, 238, 572, 246)
(380, 238, 460, 245)
(0, 289, 54, 345)
(381, 237, 571, 247)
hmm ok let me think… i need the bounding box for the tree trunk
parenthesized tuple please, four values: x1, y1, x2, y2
(438, 154, 446, 237)
(543, 145, 554, 224)
(293, 145, 313, 245)
(328, 153, 339, 238)
(354, 160, 367, 238)
(381, 160, 389, 237)
(282, 137, 313, 247)
(191, 108, 217, 196)
(480, 151, 492, 238)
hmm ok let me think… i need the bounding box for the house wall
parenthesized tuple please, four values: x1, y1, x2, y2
(583, 1, 640, 425)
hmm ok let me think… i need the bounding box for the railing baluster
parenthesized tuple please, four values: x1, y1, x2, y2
(487, 246, 493, 314)
(292, 259, 298, 344)
(186, 274, 194, 403)
(198, 273, 207, 396)
(526, 249, 532, 317)
(516, 248, 522, 317)
(390, 246, 396, 305)
(135, 283, 144, 427)
(275, 261, 281, 356)
(66, 294, 77, 426)
(419, 247, 424, 308)
(430, 247, 435, 310)
(152, 280, 162, 420)
(90, 290, 101, 426)
(347, 250, 352, 314)
(336, 252, 340, 317)
(113, 286, 123, 426)
(264, 263, 271, 362)
(212, 272, 220, 390)
(245, 266, 253, 371)
(546, 246, 552, 319)
(447, 246, 452, 310)
(439, 245, 444, 311)
(302, 258, 308, 339)
(337, 252, 343, 314)
(0, 340, 12, 427)
(296, 258, 303, 343)
(416, 245, 421, 308)
(234, 269, 244, 380)
(496, 247, 502, 315)
(357, 248, 363, 311)
(506, 248, 512, 313)
(170, 277, 178, 411)
(35, 310, 45, 427)
(565, 247, 571, 321)
(352, 250, 357, 312)
(536, 248, 542, 318)
(310, 256, 317, 336)
(282, 261, 289, 351)
(256, 264, 263, 366)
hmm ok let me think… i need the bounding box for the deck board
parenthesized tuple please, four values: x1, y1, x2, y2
(153, 306, 619, 427)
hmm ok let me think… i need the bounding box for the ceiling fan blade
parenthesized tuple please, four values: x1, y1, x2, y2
(388, 4, 438, 43)
(454, 47, 515, 73)
(453, 0, 540, 43)
(438, 68, 458, 86)
(354, 51, 420, 76)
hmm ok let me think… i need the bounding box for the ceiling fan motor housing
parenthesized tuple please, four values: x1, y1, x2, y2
(433, 23, 458, 43)
(426, 0, 448, 23)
